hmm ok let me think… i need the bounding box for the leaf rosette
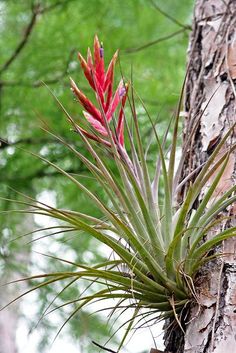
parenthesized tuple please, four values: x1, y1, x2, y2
(2, 36, 236, 350)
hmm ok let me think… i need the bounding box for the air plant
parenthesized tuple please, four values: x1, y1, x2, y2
(2, 35, 236, 350)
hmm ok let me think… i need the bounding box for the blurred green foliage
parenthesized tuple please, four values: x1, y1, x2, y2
(0, 0, 193, 351)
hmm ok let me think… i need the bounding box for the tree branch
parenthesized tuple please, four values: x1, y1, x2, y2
(0, 4, 40, 74)
(2, 165, 88, 182)
(0, 137, 58, 150)
(124, 28, 187, 53)
(149, 0, 192, 30)
(27, 165, 87, 180)
(39, 0, 77, 14)
(0, 0, 77, 75)
(0, 48, 77, 89)
(0, 137, 90, 182)
(0, 138, 87, 181)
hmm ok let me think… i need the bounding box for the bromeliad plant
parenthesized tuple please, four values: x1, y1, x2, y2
(3, 36, 236, 349)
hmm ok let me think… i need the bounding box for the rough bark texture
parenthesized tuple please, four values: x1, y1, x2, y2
(164, 0, 236, 352)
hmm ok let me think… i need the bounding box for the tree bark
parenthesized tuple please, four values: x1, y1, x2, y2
(164, 0, 236, 352)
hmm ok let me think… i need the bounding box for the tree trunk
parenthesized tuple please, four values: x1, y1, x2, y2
(164, 0, 236, 352)
(0, 214, 33, 353)
(0, 273, 20, 353)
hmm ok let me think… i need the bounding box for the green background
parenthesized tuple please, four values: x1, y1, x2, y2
(0, 1, 194, 352)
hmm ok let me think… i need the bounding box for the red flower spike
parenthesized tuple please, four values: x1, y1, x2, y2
(104, 50, 119, 92)
(104, 50, 119, 112)
(106, 80, 126, 122)
(70, 78, 102, 123)
(94, 35, 105, 89)
(71, 36, 128, 150)
(77, 52, 95, 90)
(105, 82, 113, 113)
(92, 72, 105, 107)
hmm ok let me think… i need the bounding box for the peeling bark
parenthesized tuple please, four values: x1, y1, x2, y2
(164, 1, 236, 352)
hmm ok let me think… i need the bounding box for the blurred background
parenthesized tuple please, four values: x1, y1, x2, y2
(0, 0, 193, 352)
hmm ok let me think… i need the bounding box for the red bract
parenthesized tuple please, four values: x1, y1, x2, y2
(71, 35, 128, 148)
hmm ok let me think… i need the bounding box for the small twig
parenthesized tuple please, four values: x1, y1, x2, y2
(92, 340, 117, 353)
(124, 28, 187, 53)
(149, 0, 191, 30)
